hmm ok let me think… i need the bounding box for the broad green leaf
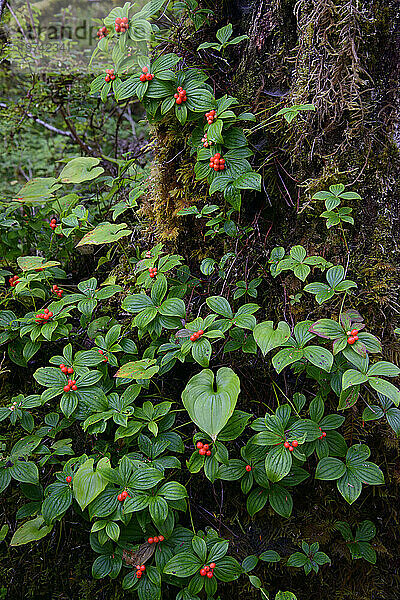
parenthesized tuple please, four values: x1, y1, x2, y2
(253, 321, 291, 355)
(59, 157, 104, 184)
(76, 222, 132, 247)
(265, 445, 292, 482)
(10, 516, 52, 546)
(181, 367, 240, 441)
(73, 459, 107, 510)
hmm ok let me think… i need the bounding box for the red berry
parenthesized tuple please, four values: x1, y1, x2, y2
(351, 329, 358, 336)
(67, 367, 73, 374)
(176, 98, 182, 105)
(199, 448, 206, 455)
(71, 385, 77, 391)
(140, 565, 146, 571)
(121, 490, 128, 499)
(203, 444, 209, 451)
(204, 566, 210, 572)
(322, 432, 326, 437)
(347, 336, 356, 345)
(292, 440, 298, 447)
(136, 572, 142, 579)
(354, 335, 359, 341)
(115, 17, 122, 24)
(177, 87, 183, 92)
(146, 73, 152, 80)
(66, 475, 72, 483)
(158, 535, 164, 542)
(289, 445, 294, 451)
(98, 349, 104, 354)
(148, 538, 154, 544)
(245, 465, 252, 472)
(207, 571, 213, 578)
(206, 450, 211, 456)
(153, 536, 159, 543)
(284, 441, 290, 448)
(122, 17, 128, 23)
(142, 66, 148, 73)
(196, 442, 203, 449)
(140, 74, 146, 82)
(200, 569, 206, 577)
(60, 363, 65, 369)
(63, 385, 70, 392)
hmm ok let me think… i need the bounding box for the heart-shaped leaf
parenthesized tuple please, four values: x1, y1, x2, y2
(59, 157, 104, 184)
(181, 367, 240, 441)
(76, 222, 132, 247)
(253, 321, 291, 355)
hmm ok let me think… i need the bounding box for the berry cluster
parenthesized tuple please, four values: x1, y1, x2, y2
(97, 26, 109, 39)
(97, 349, 109, 362)
(9, 275, 19, 287)
(139, 66, 154, 82)
(50, 217, 57, 231)
(35, 308, 53, 324)
(196, 441, 211, 456)
(245, 464, 252, 472)
(149, 267, 157, 278)
(174, 87, 187, 104)
(200, 563, 216, 578)
(346, 329, 359, 345)
(201, 132, 212, 148)
(117, 490, 129, 502)
(147, 535, 164, 544)
(105, 69, 116, 83)
(318, 427, 327, 440)
(65, 475, 72, 483)
(284, 440, 299, 452)
(63, 378, 77, 392)
(209, 153, 225, 171)
(52, 284, 63, 298)
(205, 109, 216, 124)
(60, 363, 74, 375)
(190, 329, 204, 342)
(115, 17, 128, 33)
(136, 565, 146, 579)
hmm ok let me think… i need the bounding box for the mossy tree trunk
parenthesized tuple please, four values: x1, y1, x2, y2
(148, 0, 399, 349)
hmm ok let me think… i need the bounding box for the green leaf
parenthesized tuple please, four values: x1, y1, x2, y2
(253, 321, 291, 355)
(265, 445, 292, 482)
(191, 337, 212, 367)
(337, 470, 362, 504)
(234, 172, 261, 191)
(10, 516, 52, 546)
(42, 485, 72, 524)
(206, 296, 233, 318)
(368, 378, 400, 406)
(76, 222, 132, 247)
(114, 359, 159, 380)
(315, 457, 346, 480)
(181, 367, 240, 441)
(342, 369, 369, 390)
(73, 459, 107, 510)
(216, 23, 233, 44)
(9, 461, 39, 485)
(272, 348, 304, 373)
(164, 553, 203, 577)
(303, 346, 333, 372)
(287, 552, 307, 567)
(260, 550, 281, 563)
(59, 157, 104, 184)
